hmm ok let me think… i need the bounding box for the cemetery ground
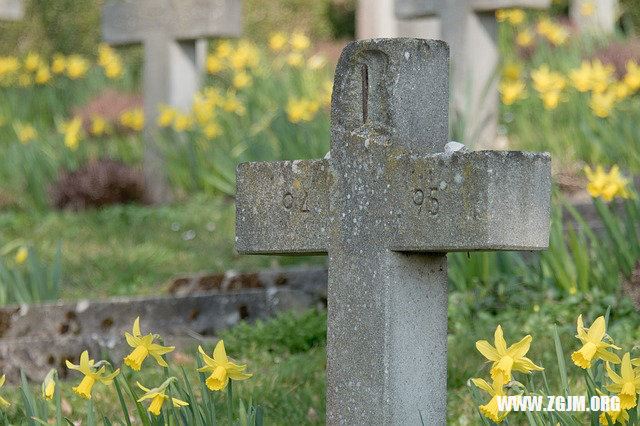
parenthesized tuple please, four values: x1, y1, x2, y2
(3, 5, 640, 425)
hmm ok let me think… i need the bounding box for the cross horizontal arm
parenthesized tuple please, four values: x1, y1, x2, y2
(102, 0, 241, 45)
(389, 150, 551, 252)
(236, 159, 330, 255)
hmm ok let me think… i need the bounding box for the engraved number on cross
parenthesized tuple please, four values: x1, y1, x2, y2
(282, 190, 310, 213)
(413, 187, 439, 215)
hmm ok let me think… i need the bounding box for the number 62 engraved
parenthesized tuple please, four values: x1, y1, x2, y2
(282, 191, 309, 213)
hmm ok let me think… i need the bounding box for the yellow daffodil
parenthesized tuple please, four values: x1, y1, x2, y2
(585, 165, 631, 201)
(502, 62, 523, 81)
(34, 66, 51, 85)
(15, 246, 28, 264)
(98, 44, 123, 79)
(172, 113, 194, 132)
(42, 369, 56, 401)
(286, 52, 304, 67)
(589, 89, 617, 118)
(18, 73, 32, 87)
(569, 61, 593, 92)
(61, 117, 84, 150)
(581, 1, 595, 16)
(206, 55, 223, 74)
(269, 32, 287, 51)
(532, 65, 565, 93)
(0, 56, 19, 78)
(124, 317, 175, 371)
(541, 90, 564, 109)
(15, 123, 37, 144)
(516, 29, 534, 47)
(508, 9, 525, 26)
(500, 80, 527, 105)
(91, 116, 109, 136)
(496, 10, 509, 22)
(229, 41, 259, 70)
(476, 325, 543, 383)
(197, 340, 252, 391)
(614, 82, 630, 100)
(546, 24, 569, 46)
(23, 52, 41, 72)
(599, 408, 628, 425)
(51, 54, 66, 75)
(203, 122, 222, 139)
(223, 92, 246, 116)
(572, 315, 621, 369)
(136, 378, 188, 416)
(66, 351, 120, 399)
(120, 108, 144, 131)
(157, 104, 176, 128)
(290, 32, 310, 51)
(590, 60, 615, 93)
(624, 60, 640, 92)
(233, 71, 252, 89)
(286, 98, 319, 123)
(65, 55, 90, 79)
(321, 79, 333, 107)
(0, 375, 9, 408)
(471, 376, 509, 423)
(216, 41, 233, 59)
(605, 353, 640, 409)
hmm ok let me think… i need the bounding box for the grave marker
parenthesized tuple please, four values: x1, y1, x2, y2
(102, 0, 242, 202)
(394, 0, 550, 148)
(0, 0, 23, 20)
(236, 38, 551, 423)
(570, 0, 617, 33)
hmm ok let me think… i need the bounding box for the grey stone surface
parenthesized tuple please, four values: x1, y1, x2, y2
(0, 276, 322, 380)
(102, 0, 242, 202)
(0, 0, 22, 20)
(390, 0, 550, 149)
(570, 0, 617, 33)
(236, 38, 551, 424)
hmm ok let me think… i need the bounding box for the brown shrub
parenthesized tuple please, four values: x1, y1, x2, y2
(49, 159, 148, 210)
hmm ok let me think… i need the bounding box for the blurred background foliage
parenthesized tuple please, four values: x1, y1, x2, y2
(0, 0, 357, 57)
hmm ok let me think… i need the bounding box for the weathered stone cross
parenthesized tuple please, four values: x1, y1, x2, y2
(0, 0, 23, 20)
(394, 0, 550, 148)
(236, 38, 551, 424)
(101, 0, 242, 202)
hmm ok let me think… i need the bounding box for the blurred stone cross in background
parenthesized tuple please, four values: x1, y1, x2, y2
(101, 0, 242, 202)
(570, 0, 618, 33)
(0, 0, 23, 20)
(394, 0, 550, 149)
(236, 38, 551, 424)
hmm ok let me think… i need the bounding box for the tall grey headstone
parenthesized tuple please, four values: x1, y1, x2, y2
(570, 0, 617, 33)
(102, 0, 242, 202)
(236, 38, 551, 424)
(394, 0, 550, 149)
(0, 0, 23, 20)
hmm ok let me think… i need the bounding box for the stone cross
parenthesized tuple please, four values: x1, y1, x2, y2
(0, 0, 23, 20)
(236, 38, 551, 424)
(393, 0, 550, 149)
(570, 0, 617, 33)
(102, 0, 242, 202)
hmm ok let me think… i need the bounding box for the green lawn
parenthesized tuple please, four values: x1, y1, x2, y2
(0, 195, 324, 299)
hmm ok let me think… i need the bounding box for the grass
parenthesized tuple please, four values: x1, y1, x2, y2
(0, 195, 324, 299)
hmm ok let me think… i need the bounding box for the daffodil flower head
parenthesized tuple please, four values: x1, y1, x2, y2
(66, 351, 120, 399)
(42, 369, 56, 401)
(124, 317, 175, 371)
(605, 353, 640, 409)
(137, 378, 188, 416)
(571, 315, 621, 369)
(0, 374, 10, 408)
(476, 325, 544, 383)
(596, 388, 629, 425)
(471, 375, 509, 423)
(197, 340, 252, 391)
